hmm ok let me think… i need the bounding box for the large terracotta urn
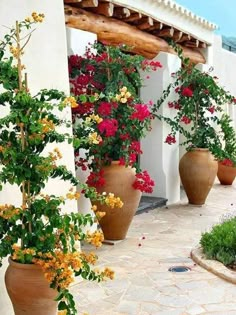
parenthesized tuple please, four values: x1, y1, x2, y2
(179, 148, 218, 205)
(5, 258, 57, 315)
(94, 161, 141, 240)
(217, 161, 236, 185)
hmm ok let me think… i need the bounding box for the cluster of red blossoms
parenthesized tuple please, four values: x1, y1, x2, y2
(221, 158, 234, 167)
(68, 42, 161, 193)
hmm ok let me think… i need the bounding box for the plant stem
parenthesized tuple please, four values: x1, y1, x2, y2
(16, 21, 22, 90)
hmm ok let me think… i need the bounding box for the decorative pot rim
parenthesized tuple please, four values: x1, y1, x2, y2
(189, 148, 209, 152)
(8, 257, 40, 270)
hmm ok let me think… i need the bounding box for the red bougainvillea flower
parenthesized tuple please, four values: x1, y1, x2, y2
(129, 153, 137, 165)
(97, 119, 118, 137)
(132, 171, 155, 193)
(165, 134, 176, 145)
(86, 170, 105, 188)
(232, 97, 236, 103)
(208, 105, 215, 114)
(129, 141, 143, 154)
(130, 104, 151, 121)
(97, 102, 112, 116)
(181, 87, 193, 97)
(221, 158, 234, 167)
(181, 116, 191, 124)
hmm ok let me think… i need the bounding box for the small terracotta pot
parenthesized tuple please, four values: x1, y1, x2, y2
(94, 161, 141, 240)
(217, 161, 236, 185)
(179, 148, 218, 205)
(5, 258, 57, 315)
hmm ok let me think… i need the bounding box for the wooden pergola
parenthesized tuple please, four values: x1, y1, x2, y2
(64, 0, 217, 64)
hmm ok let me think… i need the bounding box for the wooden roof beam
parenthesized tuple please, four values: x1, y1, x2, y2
(176, 34, 191, 43)
(154, 27, 174, 38)
(80, 0, 98, 8)
(173, 30, 183, 42)
(90, 2, 114, 16)
(185, 39, 200, 48)
(148, 22, 163, 31)
(137, 17, 154, 30)
(123, 12, 142, 22)
(64, 5, 206, 64)
(114, 7, 131, 18)
(64, 0, 82, 3)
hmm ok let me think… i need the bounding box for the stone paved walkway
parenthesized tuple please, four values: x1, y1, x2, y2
(73, 182, 236, 315)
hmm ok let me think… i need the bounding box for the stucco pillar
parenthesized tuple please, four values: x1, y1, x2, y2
(66, 28, 98, 227)
(140, 52, 181, 204)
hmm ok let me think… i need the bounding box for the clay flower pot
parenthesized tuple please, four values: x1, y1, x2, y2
(217, 161, 236, 185)
(5, 258, 57, 315)
(94, 161, 141, 240)
(179, 148, 218, 205)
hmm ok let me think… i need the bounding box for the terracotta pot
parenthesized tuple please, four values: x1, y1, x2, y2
(179, 148, 218, 205)
(217, 161, 236, 185)
(94, 161, 141, 240)
(5, 258, 57, 315)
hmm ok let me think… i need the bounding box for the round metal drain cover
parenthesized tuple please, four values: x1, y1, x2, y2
(168, 266, 191, 272)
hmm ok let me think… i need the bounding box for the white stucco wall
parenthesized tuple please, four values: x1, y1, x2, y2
(0, 1, 75, 314)
(140, 52, 181, 204)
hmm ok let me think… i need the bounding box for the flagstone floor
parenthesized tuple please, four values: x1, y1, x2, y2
(73, 181, 236, 315)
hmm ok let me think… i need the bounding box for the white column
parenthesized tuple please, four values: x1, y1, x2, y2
(66, 28, 98, 228)
(140, 52, 181, 204)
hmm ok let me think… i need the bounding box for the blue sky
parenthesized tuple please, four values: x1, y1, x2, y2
(176, 0, 236, 37)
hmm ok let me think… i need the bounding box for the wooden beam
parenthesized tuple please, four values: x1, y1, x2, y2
(80, 0, 98, 8)
(176, 34, 191, 43)
(199, 42, 207, 49)
(137, 17, 154, 30)
(90, 2, 114, 16)
(173, 30, 183, 42)
(148, 22, 163, 31)
(123, 12, 142, 22)
(64, 5, 206, 64)
(64, 0, 82, 3)
(155, 27, 174, 38)
(184, 39, 199, 48)
(114, 7, 130, 18)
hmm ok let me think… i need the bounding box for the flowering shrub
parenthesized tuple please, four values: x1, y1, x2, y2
(216, 114, 236, 167)
(0, 15, 121, 315)
(69, 42, 162, 193)
(154, 43, 236, 153)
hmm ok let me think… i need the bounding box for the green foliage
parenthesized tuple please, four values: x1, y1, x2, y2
(200, 217, 236, 265)
(213, 113, 236, 166)
(153, 41, 236, 153)
(0, 14, 114, 315)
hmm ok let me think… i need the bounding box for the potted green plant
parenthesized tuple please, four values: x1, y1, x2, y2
(153, 43, 236, 205)
(215, 113, 236, 185)
(0, 14, 120, 315)
(68, 42, 161, 240)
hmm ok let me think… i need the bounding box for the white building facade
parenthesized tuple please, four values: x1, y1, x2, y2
(0, 0, 236, 313)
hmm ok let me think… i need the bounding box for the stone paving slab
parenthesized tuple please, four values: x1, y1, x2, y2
(75, 182, 236, 315)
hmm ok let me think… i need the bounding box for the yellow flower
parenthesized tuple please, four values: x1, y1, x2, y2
(89, 114, 103, 124)
(125, 91, 131, 98)
(115, 94, 121, 101)
(25, 17, 32, 23)
(63, 96, 78, 108)
(105, 193, 123, 208)
(120, 97, 127, 103)
(88, 132, 102, 144)
(120, 86, 127, 93)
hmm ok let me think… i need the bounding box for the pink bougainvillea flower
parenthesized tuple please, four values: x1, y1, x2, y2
(129, 141, 143, 154)
(97, 102, 112, 116)
(130, 104, 151, 121)
(165, 134, 176, 145)
(208, 105, 215, 114)
(132, 170, 155, 193)
(97, 119, 118, 137)
(181, 87, 193, 97)
(181, 116, 191, 124)
(221, 158, 234, 167)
